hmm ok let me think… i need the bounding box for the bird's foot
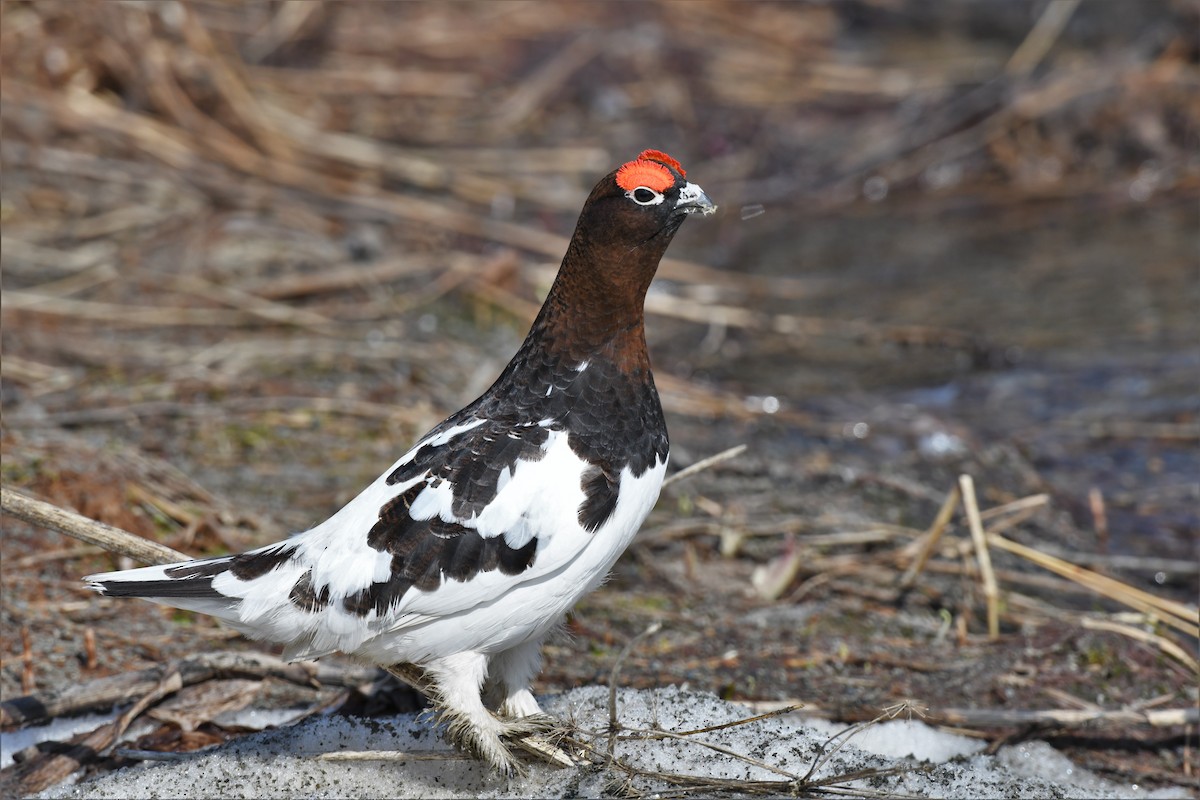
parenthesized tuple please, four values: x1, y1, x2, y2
(500, 713, 591, 769)
(443, 711, 587, 774)
(444, 712, 525, 776)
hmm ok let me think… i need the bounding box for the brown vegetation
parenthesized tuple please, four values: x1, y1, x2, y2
(2, 1, 1196, 794)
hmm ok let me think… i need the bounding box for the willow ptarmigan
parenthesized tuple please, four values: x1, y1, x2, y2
(87, 150, 715, 774)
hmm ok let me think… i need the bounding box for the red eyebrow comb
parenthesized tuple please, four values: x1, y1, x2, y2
(615, 150, 685, 192)
(637, 150, 685, 177)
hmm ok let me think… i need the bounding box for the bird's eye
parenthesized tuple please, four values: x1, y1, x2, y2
(628, 186, 664, 206)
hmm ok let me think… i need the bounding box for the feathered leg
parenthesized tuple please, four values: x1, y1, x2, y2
(484, 636, 546, 719)
(386, 645, 578, 773)
(485, 638, 582, 768)
(387, 653, 529, 775)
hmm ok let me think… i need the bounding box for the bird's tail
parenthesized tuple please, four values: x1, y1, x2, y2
(85, 543, 297, 623)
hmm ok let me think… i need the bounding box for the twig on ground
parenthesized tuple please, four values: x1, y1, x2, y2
(165, 274, 338, 335)
(112, 748, 209, 763)
(1, 486, 190, 566)
(932, 705, 1198, 729)
(240, 256, 446, 301)
(646, 293, 989, 356)
(20, 627, 35, 694)
(488, 32, 601, 134)
(800, 707, 894, 785)
(1087, 486, 1109, 553)
(84, 627, 98, 671)
(1054, 420, 1200, 442)
(5, 671, 183, 797)
(581, 630, 928, 797)
(1, 651, 379, 727)
(1003, 548, 1191, 575)
(663, 445, 748, 488)
(8, 543, 106, 569)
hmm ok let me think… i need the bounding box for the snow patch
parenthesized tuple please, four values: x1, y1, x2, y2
(34, 687, 1190, 799)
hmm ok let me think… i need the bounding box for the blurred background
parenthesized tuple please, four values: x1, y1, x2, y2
(2, 1, 1196, 791)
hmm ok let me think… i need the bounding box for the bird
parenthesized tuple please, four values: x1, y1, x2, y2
(86, 149, 715, 774)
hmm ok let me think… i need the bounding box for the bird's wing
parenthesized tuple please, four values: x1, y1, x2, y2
(87, 410, 644, 661)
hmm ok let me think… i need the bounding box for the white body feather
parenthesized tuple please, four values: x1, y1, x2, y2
(88, 423, 666, 666)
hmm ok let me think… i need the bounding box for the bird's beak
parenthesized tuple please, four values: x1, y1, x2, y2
(674, 182, 717, 216)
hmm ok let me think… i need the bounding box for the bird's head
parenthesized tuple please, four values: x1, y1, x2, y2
(577, 149, 716, 252)
(534, 150, 715, 361)
(558, 150, 715, 310)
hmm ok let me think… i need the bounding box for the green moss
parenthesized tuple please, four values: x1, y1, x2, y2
(171, 609, 197, 625)
(0, 456, 46, 485)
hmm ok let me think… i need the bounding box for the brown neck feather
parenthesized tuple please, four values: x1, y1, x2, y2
(531, 234, 664, 375)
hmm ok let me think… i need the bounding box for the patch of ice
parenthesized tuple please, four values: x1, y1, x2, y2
(211, 706, 312, 732)
(2, 710, 122, 769)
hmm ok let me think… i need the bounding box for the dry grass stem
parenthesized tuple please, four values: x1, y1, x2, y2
(83, 627, 98, 671)
(317, 750, 470, 762)
(977, 493, 1051, 521)
(1006, 0, 1082, 76)
(645, 293, 984, 354)
(607, 621, 663, 759)
(3, 291, 265, 328)
(0, 355, 79, 397)
(671, 704, 804, 737)
(112, 749, 206, 763)
(615, 724, 802, 780)
(9, 544, 105, 569)
(1079, 617, 1199, 674)
(242, 256, 449, 301)
(898, 483, 961, 589)
(166, 274, 338, 334)
(985, 532, 1198, 639)
(1057, 420, 1200, 442)
(958, 475, 1000, 640)
(127, 484, 200, 529)
(1087, 487, 1110, 551)
(561, 699, 929, 799)
(489, 32, 602, 134)
(27, 396, 433, 429)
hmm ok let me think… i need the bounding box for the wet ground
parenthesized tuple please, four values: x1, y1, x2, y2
(675, 195, 1199, 565)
